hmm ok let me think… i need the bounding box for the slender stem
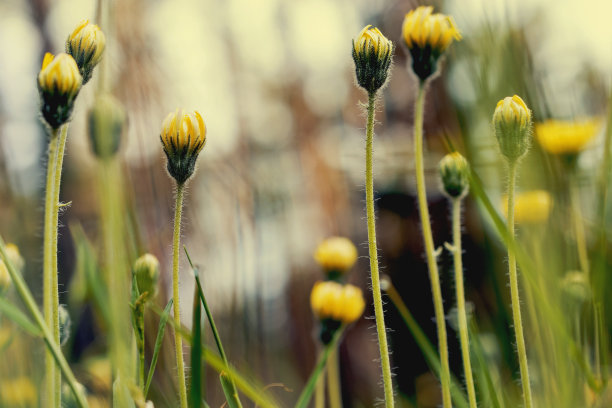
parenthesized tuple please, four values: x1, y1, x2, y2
(326, 347, 342, 408)
(172, 183, 188, 408)
(413, 82, 452, 407)
(138, 311, 145, 388)
(451, 199, 477, 408)
(44, 128, 59, 408)
(51, 124, 69, 407)
(506, 161, 533, 408)
(569, 173, 590, 277)
(315, 369, 325, 408)
(365, 91, 395, 407)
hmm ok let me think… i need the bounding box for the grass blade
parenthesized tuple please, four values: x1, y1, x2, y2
(0, 297, 41, 337)
(191, 282, 203, 407)
(144, 298, 173, 397)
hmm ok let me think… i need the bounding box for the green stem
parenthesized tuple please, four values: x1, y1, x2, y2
(315, 369, 325, 408)
(365, 91, 395, 407)
(326, 347, 342, 408)
(43, 128, 59, 408)
(413, 82, 451, 407)
(569, 173, 590, 276)
(451, 199, 477, 408)
(506, 161, 533, 408)
(172, 183, 188, 408)
(0, 237, 88, 407)
(138, 310, 145, 388)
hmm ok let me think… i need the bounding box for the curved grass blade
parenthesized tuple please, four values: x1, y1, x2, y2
(0, 297, 41, 337)
(144, 298, 173, 397)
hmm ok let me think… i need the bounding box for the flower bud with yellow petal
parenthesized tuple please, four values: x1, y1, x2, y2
(438, 152, 470, 199)
(493, 95, 532, 162)
(501, 190, 552, 225)
(310, 281, 365, 343)
(89, 93, 126, 159)
(314, 237, 358, 279)
(352, 25, 393, 94)
(133, 253, 160, 302)
(66, 19, 106, 84)
(38, 52, 83, 129)
(160, 109, 207, 184)
(402, 6, 461, 81)
(0, 260, 11, 294)
(535, 119, 601, 156)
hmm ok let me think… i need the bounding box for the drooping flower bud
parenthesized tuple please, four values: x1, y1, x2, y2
(160, 110, 207, 184)
(314, 237, 358, 279)
(438, 152, 470, 199)
(38, 52, 82, 129)
(493, 95, 532, 162)
(66, 19, 106, 84)
(402, 6, 461, 81)
(133, 253, 160, 301)
(352, 25, 393, 94)
(88, 93, 126, 159)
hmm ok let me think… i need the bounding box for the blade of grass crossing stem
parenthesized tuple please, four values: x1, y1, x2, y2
(0, 297, 42, 336)
(221, 371, 243, 408)
(191, 283, 203, 408)
(144, 299, 173, 398)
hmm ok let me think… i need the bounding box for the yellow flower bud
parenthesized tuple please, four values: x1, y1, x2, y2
(133, 253, 160, 301)
(501, 190, 552, 225)
(160, 109, 207, 184)
(313, 237, 358, 277)
(66, 19, 106, 84)
(5, 243, 24, 273)
(352, 25, 393, 93)
(493, 95, 532, 162)
(0, 377, 37, 406)
(38, 52, 82, 129)
(0, 260, 10, 293)
(438, 152, 470, 199)
(535, 119, 601, 156)
(89, 93, 126, 159)
(310, 281, 365, 325)
(402, 6, 461, 80)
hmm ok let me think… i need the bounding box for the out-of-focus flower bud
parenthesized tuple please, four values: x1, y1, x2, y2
(66, 19, 106, 84)
(314, 237, 358, 279)
(38, 52, 82, 129)
(88, 93, 126, 159)
(535, 119, 601, 156)
(502, 190, 552, 225)
(160, 110, 207, 184)
(402, 6, 461, 81)
(133, 253, 160, 302)
(352, 25, 393, 94)
(438, 152, 470, 199)
(59, 304, 71, 346)
(493, 95, 532, 162)
(561, 271, 591, 304)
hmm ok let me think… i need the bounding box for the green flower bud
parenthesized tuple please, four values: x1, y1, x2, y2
(352, 25, 393, 94)
(438, 152, 470, 199)
(493, 95, 532, 162)
(59, 304, 71, 346)
(133, 253, 160, 301)
(561, 271, 591, 304)
(88, 93, 126, 159)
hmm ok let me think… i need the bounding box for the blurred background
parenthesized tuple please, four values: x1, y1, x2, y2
(0, 0, 611, 406)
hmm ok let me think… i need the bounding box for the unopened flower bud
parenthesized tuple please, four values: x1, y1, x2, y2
(561, 271, 590, 304)
(133, 253, 160, 301)
(160, 109, 207, 184)
(535, 119, 601, 156)
(502, 190, 552, 225)
(314, 237, 358, 279)
(5, 243, 24, 273)
(438, 152, 470, 199)
(352, 25, 393, 94)
(0, 261, 11, 293)
(89, 93, 126, 159)
(66, 19, 106, 84)
(310, 281, 365, 343)
(38, 52, 82, 129)
(402, 6, 461, 81)
(493, 95, 532, 162)
(59, 304, 71, 346)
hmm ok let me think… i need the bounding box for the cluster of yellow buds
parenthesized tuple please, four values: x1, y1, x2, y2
(535, 119, 601, 156)
(438, 151, 470, 199)
(133, 253, 160, 302)
(310, 281, 365, 344)
(66, 19, 106, 84)
(313, 236, 358, 280)
(352, 25, 393, 94)
(402, 6, 462, 81)
(38, 52, 82, 129)
(502, 190, 553, 225)
(493, 95, 533, 162)
(160, 110, 207, 184)
(88, 93, 126, 159)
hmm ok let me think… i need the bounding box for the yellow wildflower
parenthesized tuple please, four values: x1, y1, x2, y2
(66, 19, 106, 83)
(535, 119, 600, 155)
(313, 237, 358, 275)
(310, 281, 365, 325)
(502, 190, 552, 225)
(352, 25, 393, 93)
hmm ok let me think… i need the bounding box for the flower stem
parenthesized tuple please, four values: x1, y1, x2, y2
(172, 183, 188, 408)
(413, 82, 451, 408)
(506, 161, 533, 408)
(569, 172, 590, 277)
(451, 198, 477, 408)
(365, 91, 395, 407)
(326, 347, 342, 408)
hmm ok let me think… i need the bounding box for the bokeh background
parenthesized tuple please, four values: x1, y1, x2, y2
(0, 0, 611, 406)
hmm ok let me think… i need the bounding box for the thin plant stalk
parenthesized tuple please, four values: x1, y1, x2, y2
(364, 91, 394, 407)
(569, 172, 590, 277)
(413, 82, 452, 407)
(326, 348, 342, 408)
(172, 183, 188, 408)
(506, 161, 533, 408)
(450, 198, 477, 408)
(315, 372, 325, 408)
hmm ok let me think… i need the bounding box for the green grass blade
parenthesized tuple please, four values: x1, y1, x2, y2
(0, 297, 41, 337)
(468, 323, 502, 408)
(144, 298, 173, 397)
(220, 371, 243, 408)
(191, 282, 203, 408)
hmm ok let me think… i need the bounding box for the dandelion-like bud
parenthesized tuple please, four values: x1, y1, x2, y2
(493, 95, 532, 162)
(133, 253, 160, 301)
(160, 109, 207, 184)
(438, 152, 470, 199)
(38, 52, 82, 129)
(352, 25, 393, 94)
(0, 261, 11, 294)
(535, 119, 601, 156)
(310, 281, 365, 344)
(502, 190, 552, 225)
(402, 6, 461, 81)
(59, 304, 72, 346)
(5, 243, 24, 273)
(314, 237, 358, 279)
(88, 93, 126, 159)
(66, 19, 106, 84)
